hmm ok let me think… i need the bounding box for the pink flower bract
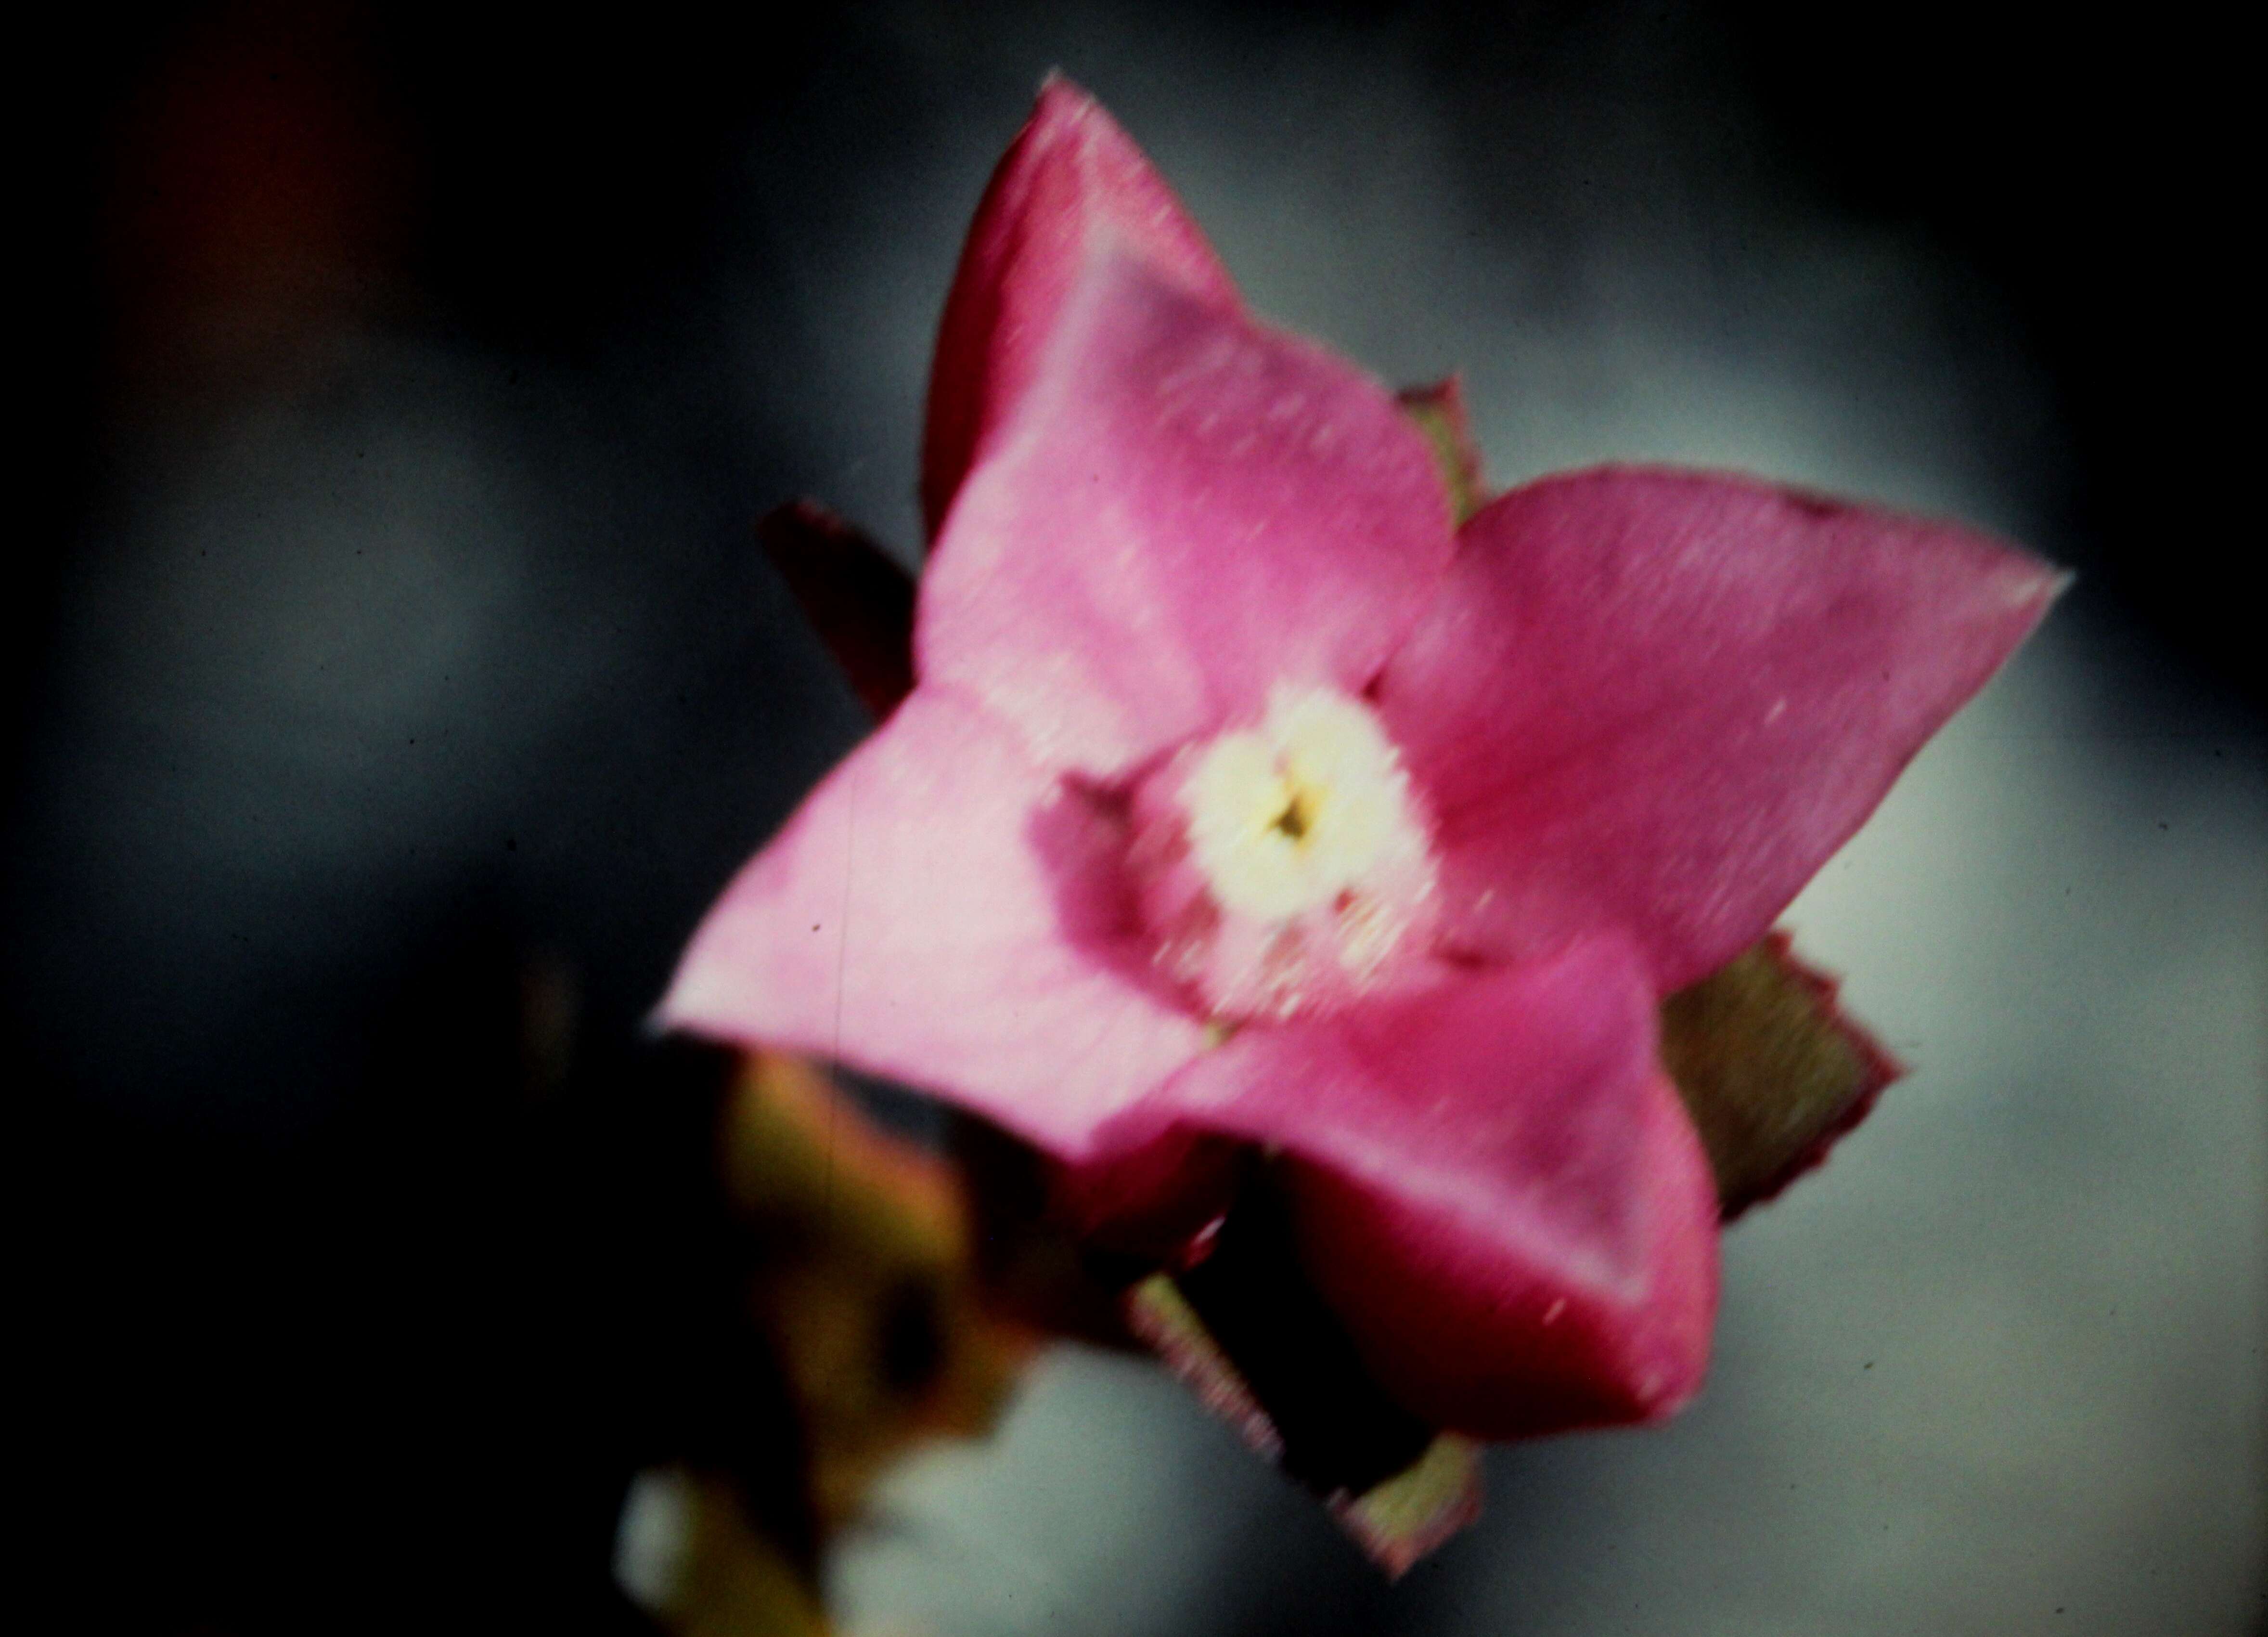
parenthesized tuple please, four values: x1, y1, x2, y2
(663, 79, 2062, 1439)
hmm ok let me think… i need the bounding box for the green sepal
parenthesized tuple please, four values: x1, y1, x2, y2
(1120, 1164, 1484, 1575)
(1125, 1274, 1481, 1577)
(1660, 931, 1904, 1219)
(1396, 377, 1488, 525)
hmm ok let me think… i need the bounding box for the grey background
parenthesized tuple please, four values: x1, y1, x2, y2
(19, 2, 2261, 1632)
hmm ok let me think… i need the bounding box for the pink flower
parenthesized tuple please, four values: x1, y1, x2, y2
(663, 80, 2061, 1439)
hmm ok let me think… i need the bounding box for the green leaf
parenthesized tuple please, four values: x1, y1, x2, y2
(1658, 931, 1903, 1219)
(723, 1053, 1027, 1533)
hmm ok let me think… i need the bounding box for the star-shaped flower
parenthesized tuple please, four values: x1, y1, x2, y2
(664, 80, 2060, 1442)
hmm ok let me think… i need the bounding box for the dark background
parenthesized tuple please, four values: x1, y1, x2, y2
(17, 3, 2261, 1632)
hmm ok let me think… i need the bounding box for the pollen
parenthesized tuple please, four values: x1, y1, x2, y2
(1184, 688, 1422, 923)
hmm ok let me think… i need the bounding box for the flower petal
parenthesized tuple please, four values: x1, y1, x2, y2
(1377, 467, 2065, 991)
(921, 77, 1239, 537)
(917, 252, 1457, 777)
(1109, 936, 1719, 1439)
(660, 689, 1209, 1155)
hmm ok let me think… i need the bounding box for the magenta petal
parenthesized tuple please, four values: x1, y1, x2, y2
(921, 77, 1239, 537)
(917, 252, 1457, 777)
(660, 689, 1209, 1156)
(1378, 468, 2065, 991)
(1116, 938, 1719, 1439)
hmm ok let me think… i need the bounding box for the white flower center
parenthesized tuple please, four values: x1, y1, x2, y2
(1128, 687, 1437, 1022)
(1184, 689, 1420, 921)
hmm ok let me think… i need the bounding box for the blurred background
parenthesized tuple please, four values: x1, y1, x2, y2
(16, 1, 2261, 1632)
